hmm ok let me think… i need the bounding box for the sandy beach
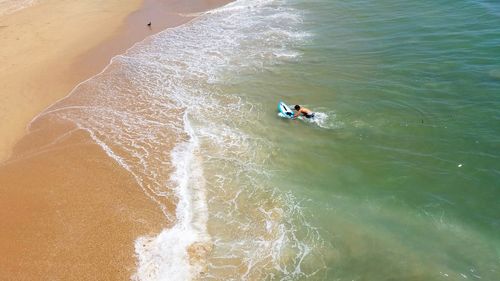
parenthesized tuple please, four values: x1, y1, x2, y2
(0, 0, 229, 279)
(0, 0, 139, 162)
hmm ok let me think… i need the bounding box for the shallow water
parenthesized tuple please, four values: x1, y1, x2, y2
(32, 0, 500, 280)
(254, 0, 500, 279)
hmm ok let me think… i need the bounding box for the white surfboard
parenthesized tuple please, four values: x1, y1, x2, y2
(278, 101, 294, 119)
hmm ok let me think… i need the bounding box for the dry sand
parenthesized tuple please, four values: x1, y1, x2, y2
(0, 0, 140, 162)
(0, 0, 230, 279)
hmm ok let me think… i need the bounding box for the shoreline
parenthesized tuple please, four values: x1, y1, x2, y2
(0, 0, 231, 279)
(0, 0, 230, 163)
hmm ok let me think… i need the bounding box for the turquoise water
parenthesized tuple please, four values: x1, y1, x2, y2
(35, 0, 500, 279)
(223, 0, 500, 279)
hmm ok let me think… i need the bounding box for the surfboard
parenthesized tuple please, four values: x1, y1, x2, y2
(278, 101, 294, 119)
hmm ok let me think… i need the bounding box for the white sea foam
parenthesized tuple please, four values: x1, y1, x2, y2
(0, 0, 38, 16)
(294, 110, 344, 130)
(133, 113, 210, 281)
(31, 0, 323, 279)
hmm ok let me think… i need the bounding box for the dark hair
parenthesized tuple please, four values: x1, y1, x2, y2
(294, 105, 300, 110)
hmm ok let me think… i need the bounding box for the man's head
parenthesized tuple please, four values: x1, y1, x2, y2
(294, 105, 301, 110)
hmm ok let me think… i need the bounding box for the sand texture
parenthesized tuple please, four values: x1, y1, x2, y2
(0, 120, 168, 280)
(0, 0, 142, 161)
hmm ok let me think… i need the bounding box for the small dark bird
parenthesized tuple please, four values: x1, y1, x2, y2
(147, 22, 152, 27)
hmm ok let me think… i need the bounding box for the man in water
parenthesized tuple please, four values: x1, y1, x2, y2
(293, 105, 315, 119)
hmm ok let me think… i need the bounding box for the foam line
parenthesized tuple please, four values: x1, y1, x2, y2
(26, 1, 227, 132)
(133, 112, 210, 280)
(0, 0, 39, 16)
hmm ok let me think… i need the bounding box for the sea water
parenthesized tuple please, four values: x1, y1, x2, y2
(31, 0, 500, 280)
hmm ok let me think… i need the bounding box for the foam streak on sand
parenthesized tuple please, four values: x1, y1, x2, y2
(133, 113, 210, 280)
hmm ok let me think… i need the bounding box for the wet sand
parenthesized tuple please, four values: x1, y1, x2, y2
(0, 0, 230, 279)
(0, 122, 168, 280)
